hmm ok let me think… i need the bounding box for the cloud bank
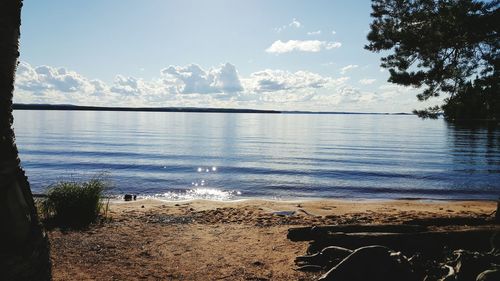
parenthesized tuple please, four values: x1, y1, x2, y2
(14, 61, 418, 112)
(160, 63, 243, 94)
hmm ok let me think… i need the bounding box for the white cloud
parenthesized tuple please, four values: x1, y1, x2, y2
(16, 62, 95, 94)
(331, 30, 337, 35)
(14, 61, 420, 112)
(211, 63, 244, 93)
(111, 75, 146, 96)
(160, 63, 242, 94)
(266, 40, 342, 54)
(340, 64, 359, 74)
(307, 30, 321, 35)
(15, 62, 116, 105)
(274, 18, 302, 32)
(290, 18, 301, 28)
(359, 78, 376, 85)
(244, 69, 330, 92)
(325, 42, 342, 50)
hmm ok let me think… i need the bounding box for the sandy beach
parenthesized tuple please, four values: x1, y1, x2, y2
(48, 199, 497, 281)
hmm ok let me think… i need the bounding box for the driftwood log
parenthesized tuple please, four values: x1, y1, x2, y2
(288, 224, 428, 242)
(305, 228, 500, 255)
(295, 246, 353, 270)
(289, 219, 500, 280)
(403, 217, 496, 227)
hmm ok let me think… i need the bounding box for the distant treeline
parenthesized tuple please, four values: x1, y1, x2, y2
(13, 103, 412, 115)
(12, 104, 281, 114)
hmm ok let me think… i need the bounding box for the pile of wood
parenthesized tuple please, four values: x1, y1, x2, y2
(288, 217, 500, 281)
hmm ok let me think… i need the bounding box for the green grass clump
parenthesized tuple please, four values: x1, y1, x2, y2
(42, 178, 109, 228)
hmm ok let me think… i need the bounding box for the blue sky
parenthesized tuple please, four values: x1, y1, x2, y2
(14, 0, 435, 112)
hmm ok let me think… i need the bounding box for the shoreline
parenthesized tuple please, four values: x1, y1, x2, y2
(106, 198, 497, 218)
(107, 197, 499, 205)
(111, 196, 499, 202)
(106, 197, 499, 208)
(33, 192, 499, 203)
(48, 198, 498, 280)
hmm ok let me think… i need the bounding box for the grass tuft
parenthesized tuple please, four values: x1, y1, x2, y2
(40, 176, 110, 228)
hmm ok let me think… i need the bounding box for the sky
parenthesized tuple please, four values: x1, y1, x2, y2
(14, 0, 438, 112)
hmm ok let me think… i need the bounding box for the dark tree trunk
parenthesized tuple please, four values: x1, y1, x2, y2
(496, 199, 500, 223)
(0, 0, 52, 280)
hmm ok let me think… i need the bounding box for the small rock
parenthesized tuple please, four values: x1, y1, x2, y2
(273, 211, 295, 216)
(252, 261, 264, 266)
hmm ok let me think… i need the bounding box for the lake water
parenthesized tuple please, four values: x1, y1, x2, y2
(13, 110, 500, 200)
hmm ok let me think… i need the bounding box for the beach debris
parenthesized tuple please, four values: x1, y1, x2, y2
(288, 224, 428, 242)
(304, 229, 500, 255)
(297, 208, 316, 217)
(297, 264, 324, 272)
(295, 246, 353, 270)
(272, 211, 295, 217)
(317, 245, 415, 281)
(124, 194, 137, 201)
(439, 264, 456, 280)
(435, 249, 500, 281)
(490, 232, 500, 253)
(476, 269, 500, 281)
(146, 214, 193, 224)
(288, 221, 500, 281)
(403, 216, 495, 227)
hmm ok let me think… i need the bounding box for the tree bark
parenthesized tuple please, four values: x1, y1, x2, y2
(495, 199, 500, 223)
(0, 1, 52, 280)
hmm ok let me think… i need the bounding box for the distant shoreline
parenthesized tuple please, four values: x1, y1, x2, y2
(13, 103, 412, 115)
(13, 103, 281, 114)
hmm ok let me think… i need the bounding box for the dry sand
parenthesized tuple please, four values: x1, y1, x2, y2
(48, 199, 497, 281)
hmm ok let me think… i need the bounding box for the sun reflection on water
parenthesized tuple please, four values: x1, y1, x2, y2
(152, 165, 240, 201)
(154, 188, 241, 201)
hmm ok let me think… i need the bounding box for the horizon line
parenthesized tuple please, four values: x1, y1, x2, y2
(12, 103, 413, 116)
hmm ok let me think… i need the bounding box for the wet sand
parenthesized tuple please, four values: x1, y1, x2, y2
(48, 199, 497, 281)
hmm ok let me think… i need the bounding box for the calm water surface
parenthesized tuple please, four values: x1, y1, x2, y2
(13, 110, 500, 200)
